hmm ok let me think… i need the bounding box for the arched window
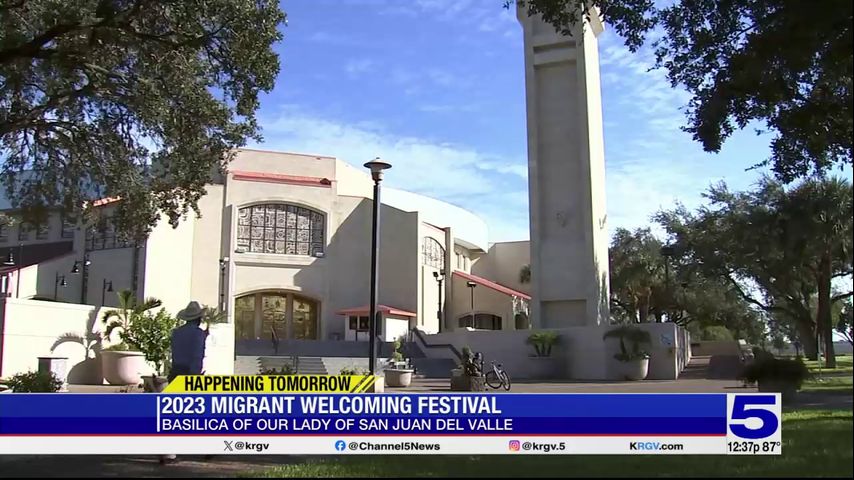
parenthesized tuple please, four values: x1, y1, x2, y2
(422, 237, 445, 269)
(237, 204, 325, 255)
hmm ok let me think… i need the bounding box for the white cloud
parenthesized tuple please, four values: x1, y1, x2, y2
(345, 58, 376, 77)
(254, 106, 529, 241)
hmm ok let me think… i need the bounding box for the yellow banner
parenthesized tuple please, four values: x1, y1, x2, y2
(163, 375, 377, 393)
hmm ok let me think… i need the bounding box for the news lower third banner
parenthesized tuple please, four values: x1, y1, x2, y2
(0, 389, 781, 455)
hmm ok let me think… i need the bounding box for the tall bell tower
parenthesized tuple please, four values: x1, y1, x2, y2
(516, 6, 610, 327)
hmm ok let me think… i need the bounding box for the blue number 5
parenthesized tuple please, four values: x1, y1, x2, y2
(730, 396, 778, 439)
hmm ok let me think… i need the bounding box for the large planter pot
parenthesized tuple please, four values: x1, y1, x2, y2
(385, 369, 414, 388)
(616, 358, 650, 381)
(758, 379, 798, 403)
(143, 375, 170, 393)
(450, 375, 486, 392)
(101, 351, 146, 386)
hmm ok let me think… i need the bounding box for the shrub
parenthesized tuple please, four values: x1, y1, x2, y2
(741, 357, 811, 389)
(392, 338, 405, 363)
(260, 365, 295, 375)
(526, 331, 560, 357)
(603, 325, 651, 362)
(122, 308, 179, 376)
(4, 371, 63, 392)
(340, 366, 369, 376)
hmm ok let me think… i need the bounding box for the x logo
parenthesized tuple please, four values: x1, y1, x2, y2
(223, 441, 234, 452)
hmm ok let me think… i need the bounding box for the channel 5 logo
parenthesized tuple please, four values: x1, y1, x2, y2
(728, 394, 781, 440)
(508, 440, 521, 451)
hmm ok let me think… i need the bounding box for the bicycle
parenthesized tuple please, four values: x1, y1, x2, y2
(484, 360, 511, 391)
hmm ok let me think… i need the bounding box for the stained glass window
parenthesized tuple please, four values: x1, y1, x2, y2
(422, 237, 445, 269)
(237, 204, 324, 256)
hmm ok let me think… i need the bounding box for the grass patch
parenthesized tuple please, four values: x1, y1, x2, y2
(798, 355, 853, 375)
(801, 374, 853, 393)
(244, 410, 852, 478)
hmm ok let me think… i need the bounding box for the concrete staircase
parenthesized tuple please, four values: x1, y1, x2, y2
(256, 356, 328, 375)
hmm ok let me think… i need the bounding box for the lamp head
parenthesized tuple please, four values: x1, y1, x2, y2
(3, 251, 13, 266)
(466, 281, 477, 288)
(59, 276, 67, 287)
(70, 261, 80, 274)
(363, 158, 392, 182)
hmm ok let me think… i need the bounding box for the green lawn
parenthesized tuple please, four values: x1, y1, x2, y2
(244, 410, 852, 478)
(801, 374, 853, 393)
(799, 355, 853, 375)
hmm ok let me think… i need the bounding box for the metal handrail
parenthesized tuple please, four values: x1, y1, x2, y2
(409, 327, 462, 361)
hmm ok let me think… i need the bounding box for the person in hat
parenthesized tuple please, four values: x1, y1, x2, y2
(170, 301, 210, 382)
(161, 301, 210, 465)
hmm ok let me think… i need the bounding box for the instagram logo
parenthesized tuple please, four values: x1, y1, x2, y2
(509, 440, 521, 451)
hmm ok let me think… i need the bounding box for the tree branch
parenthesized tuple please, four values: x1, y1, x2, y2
(832, 291, 853, 303)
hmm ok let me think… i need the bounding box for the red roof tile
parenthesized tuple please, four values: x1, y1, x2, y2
(453, 270, 531, 300)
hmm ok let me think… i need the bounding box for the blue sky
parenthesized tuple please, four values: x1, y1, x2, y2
(249, 0, 778, 243)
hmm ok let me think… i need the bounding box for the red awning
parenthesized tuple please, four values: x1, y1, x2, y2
(336, 304, 417, 318)
(453, 270, 531, 300)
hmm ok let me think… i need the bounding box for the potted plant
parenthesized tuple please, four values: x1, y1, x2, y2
(100, 290, 163, 385)
(384, 338, 414, 388)
(450, 346, 486, 391)
(603, 325, 652, 381)
(122, 308, 179, 393)
(741, 356, 810, 403)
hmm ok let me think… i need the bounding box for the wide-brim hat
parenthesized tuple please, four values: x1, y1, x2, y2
(177, 301, 205, 321)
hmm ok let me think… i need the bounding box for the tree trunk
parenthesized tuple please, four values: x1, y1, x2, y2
(816, 254, 837, 367)
(795, 320, 818, 360)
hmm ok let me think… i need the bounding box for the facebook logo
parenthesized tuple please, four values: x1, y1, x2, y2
(335, 440, 346, 452)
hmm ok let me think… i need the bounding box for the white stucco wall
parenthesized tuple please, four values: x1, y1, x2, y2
(0, 298, 232, 380)
(472, 240, 531, 296)
(141, 214, 195, 314)
(383, 187, 488, 252)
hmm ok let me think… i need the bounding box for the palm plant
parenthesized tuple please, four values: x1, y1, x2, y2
(51, 331, 102, 359)
(603, 325, 651, 362)
(101, 289, 162, 345)
(526, 331, 560, 357)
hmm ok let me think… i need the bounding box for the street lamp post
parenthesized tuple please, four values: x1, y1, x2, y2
(432, 270, 445, 332)
(364, 158, 391, 376)
(71, 253, 92, 304)
(219, 257, 229, 313)
(101, 279, 113, 306)
(54, 272, 67, 300)
(659, 245, 675, 323)
(466, 280, 477, 328)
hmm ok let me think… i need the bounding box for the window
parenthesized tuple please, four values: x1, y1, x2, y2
(422, 237, 445, 269)
(85, 217, 128, 250)
(0, 225, 7, 243)
(458, 313, 502, 330)
(35, 223, 48, 240)
(61, 216, 76, 239)
(237, 204, 324, 256)
(234, 291, 320, 342)
(18, 224, 30, 241)
(348, 316, 370, 331)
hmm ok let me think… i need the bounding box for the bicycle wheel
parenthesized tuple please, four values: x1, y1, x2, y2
(485, 371, 502, 389)
(500, 371, 511, 391)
